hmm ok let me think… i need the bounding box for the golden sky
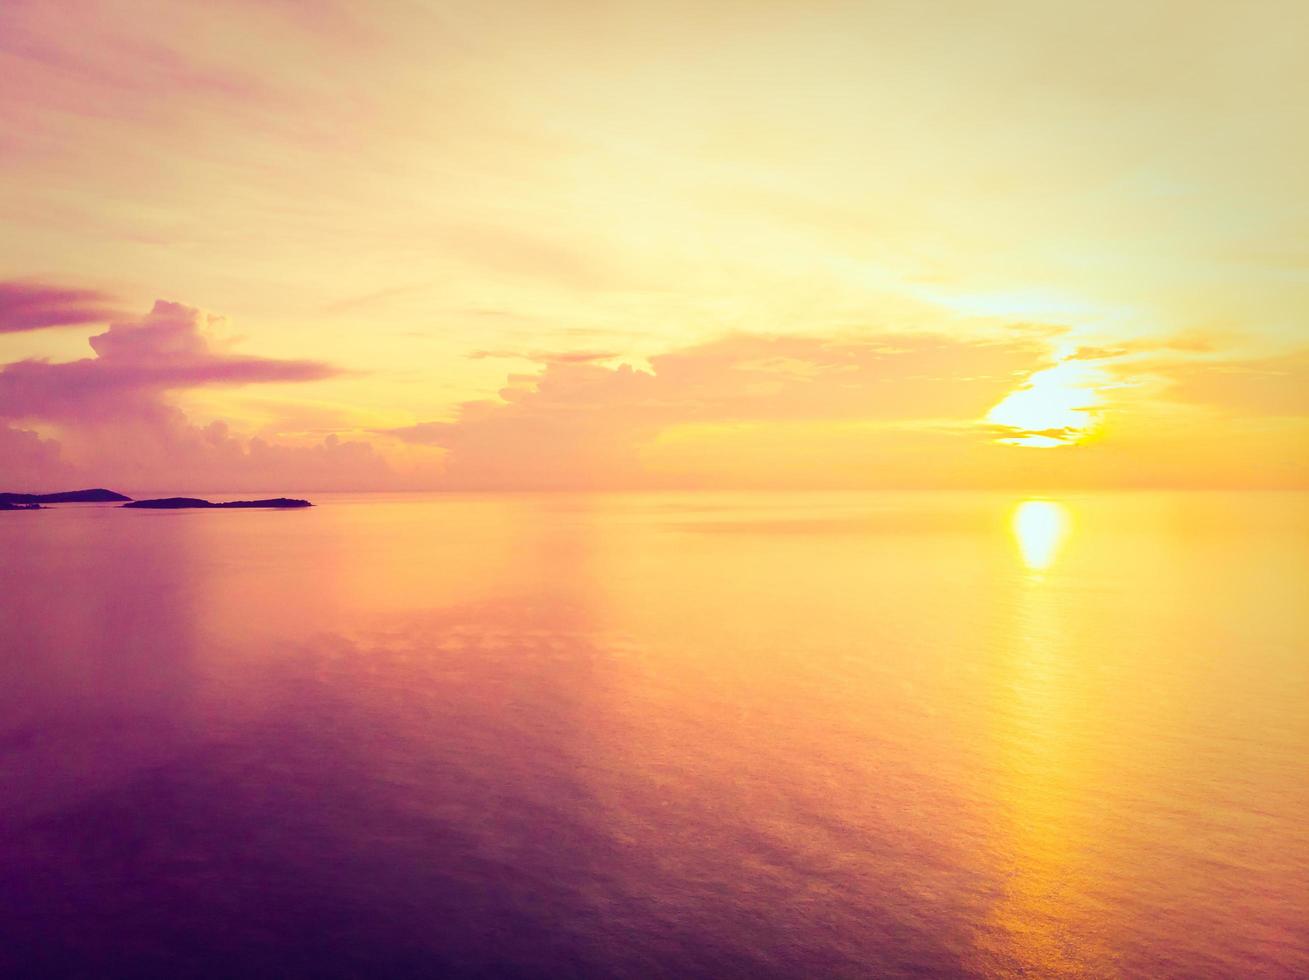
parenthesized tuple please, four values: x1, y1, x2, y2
(1, 0, 1306, 490)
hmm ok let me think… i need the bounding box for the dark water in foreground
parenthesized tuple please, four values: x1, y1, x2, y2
(1, 492, 1306, 977)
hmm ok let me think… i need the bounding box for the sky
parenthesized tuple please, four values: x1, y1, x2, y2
(2, 0, 1306, 492)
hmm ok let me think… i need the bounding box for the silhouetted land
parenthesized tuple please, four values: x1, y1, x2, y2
(0, 489, 311, 511)
(123, 497, 312, 509)
(0, 488, 130, 504)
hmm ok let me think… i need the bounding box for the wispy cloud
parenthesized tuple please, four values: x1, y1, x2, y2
(383, 331, 1048, 488)
(468, 349, 623, 365)
(1121, 348, 1309, 417)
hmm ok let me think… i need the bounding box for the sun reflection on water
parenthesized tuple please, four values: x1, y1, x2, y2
(982, 496, 1098, 974)
(1013, 500, 1070, 571)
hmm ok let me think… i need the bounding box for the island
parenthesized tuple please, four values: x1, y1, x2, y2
(123, 497, 312, 509)
(0, 488, 131, 504)
(1, 488, 312, 511)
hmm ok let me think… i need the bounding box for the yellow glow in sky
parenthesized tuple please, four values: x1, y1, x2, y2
(0, 0, 1307, 491)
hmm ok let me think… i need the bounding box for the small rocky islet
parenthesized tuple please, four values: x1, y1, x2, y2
(1, 489, 311, 511)
(123, 497, 311, 509)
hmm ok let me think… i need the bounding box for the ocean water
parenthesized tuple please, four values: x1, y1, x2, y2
(1, 491, 1305, 977)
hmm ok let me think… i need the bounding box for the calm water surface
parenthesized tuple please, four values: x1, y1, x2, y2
(1, 492, 1306, 977)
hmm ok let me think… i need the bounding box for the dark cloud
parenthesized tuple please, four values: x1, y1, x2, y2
(0, 280, 122, 333)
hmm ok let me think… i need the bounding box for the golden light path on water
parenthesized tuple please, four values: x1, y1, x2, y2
(1013, 500, 1072, 571)
(987, 497, 1089, 972)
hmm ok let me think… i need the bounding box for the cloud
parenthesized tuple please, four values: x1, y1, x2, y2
(0, 414, 395, 495)
(1066, 333, 1217, 362)
(468, 349, 622, 365)
(382, 331, 1049, 488)
(1066, 345, 1129, 362)
(1122, 348, 1309, 417)
(0, 280, 122, 333)
(0, 423, 76, 489)
(0, 300, 338, 422)
(0, 297, 389, 492)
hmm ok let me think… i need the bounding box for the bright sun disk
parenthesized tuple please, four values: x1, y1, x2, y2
(986, 361, 1102, 448)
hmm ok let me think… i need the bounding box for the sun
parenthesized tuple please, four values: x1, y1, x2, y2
(987, 360, 1102, 448)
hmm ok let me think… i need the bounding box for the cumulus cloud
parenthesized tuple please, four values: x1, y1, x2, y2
(383, 331, 1049, 488)
(0, 300, 338, 422)
(0, 297, 390, 492)
(0, 280, 122, 333)
(0, 423, 76, 490)
(50, 412, 396, 493)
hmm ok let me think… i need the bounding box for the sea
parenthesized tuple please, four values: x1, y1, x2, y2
(1, 491, 1306, 977)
